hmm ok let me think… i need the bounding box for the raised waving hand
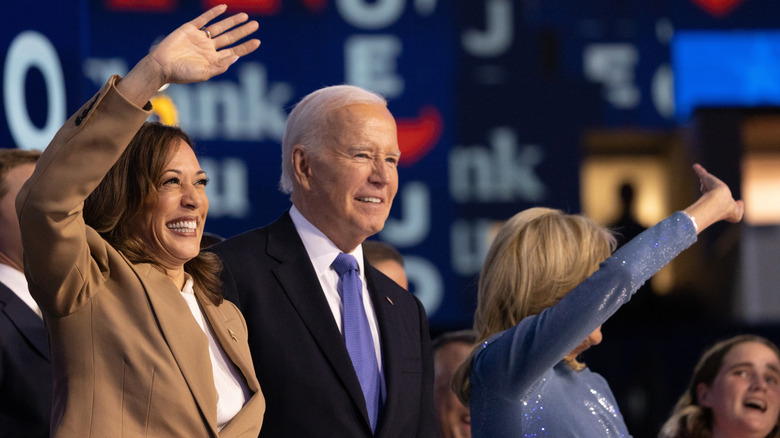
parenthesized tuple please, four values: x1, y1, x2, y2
(118, 4, 260, 106)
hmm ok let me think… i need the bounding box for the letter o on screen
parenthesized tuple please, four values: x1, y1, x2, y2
(4, 31, 66, 150)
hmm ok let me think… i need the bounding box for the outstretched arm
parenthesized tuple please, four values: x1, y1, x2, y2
(683, 163, 744, 234)
(117, 4, 260, 106)
(471, 165, 742, 402)
(16, 6, 259, 316)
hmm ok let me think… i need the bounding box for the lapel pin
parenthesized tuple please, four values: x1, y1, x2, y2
(386, 296, 394, 305)
(228, 328, 238, 342)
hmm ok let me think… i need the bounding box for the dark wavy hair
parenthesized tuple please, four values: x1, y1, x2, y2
(0, 149, 41, 198)
(83, 122, 222, 305)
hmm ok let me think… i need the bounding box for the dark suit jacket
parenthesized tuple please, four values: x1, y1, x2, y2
(0, 281, 52, 438)
(211, 212, 436, 438)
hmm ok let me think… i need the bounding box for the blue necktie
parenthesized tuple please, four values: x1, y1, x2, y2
(332, 253, 380, 432)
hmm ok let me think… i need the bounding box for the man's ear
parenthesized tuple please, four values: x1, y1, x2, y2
(697, 382, 712, 407)
(291, 145, 311, 190)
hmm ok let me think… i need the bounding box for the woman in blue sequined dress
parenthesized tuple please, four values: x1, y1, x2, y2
(452, 164, 743, 437)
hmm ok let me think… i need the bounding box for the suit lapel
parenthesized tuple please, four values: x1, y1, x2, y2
(131, 263, 219, 435)
(197, 291, 259, 394)
(364, 265, 405, 436)
(0, 283, 50, 361)
(267, 213, 372, 428)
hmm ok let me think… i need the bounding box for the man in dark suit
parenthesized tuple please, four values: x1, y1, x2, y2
(0, 148, 51, 437)
(211, 85, 436, 437)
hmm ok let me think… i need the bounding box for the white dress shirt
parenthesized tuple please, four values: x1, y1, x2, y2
(289, 206, 384, 374)
(0, 262, 42, 318)
(180, 276, 250, 431)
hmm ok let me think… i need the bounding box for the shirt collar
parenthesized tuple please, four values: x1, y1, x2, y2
(289, 205, 365, 276)
(0, 262, 41, 318)
(180, 273, 195, 295)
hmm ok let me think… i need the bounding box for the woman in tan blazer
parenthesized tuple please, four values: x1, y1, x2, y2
(16, 6, 264, 437)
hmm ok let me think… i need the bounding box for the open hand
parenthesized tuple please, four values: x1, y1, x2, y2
(148, 4, 260, 85)
(117, 5, 260, 106)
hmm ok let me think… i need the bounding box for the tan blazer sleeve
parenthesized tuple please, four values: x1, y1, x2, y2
(16, 76, 152, 317)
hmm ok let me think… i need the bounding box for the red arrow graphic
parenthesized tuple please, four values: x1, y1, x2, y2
(202, 0, 326, 14)
(106, 0, 177, 12)
(396, 105, 443, 166)
(690, 0, 746, 17)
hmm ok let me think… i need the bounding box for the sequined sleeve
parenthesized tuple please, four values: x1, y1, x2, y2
(471, 211, 697, 399)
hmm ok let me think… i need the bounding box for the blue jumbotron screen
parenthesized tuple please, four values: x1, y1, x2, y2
(673, 31, 780, 121)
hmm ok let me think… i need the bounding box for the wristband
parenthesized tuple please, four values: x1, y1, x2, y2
(680, 211, 698, 234)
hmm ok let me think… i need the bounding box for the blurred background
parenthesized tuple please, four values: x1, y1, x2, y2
(4, 0, 780, 435)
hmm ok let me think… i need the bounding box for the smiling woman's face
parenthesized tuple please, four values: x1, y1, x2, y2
(136, 140, 209, 271)
(698, 341, 780, 438)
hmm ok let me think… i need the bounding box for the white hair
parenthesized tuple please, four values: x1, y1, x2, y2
(279, 85, 387, 194)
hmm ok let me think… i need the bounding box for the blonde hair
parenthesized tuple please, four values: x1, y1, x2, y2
(659, 335, 780, 438)
(452, 207, 615, 405)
